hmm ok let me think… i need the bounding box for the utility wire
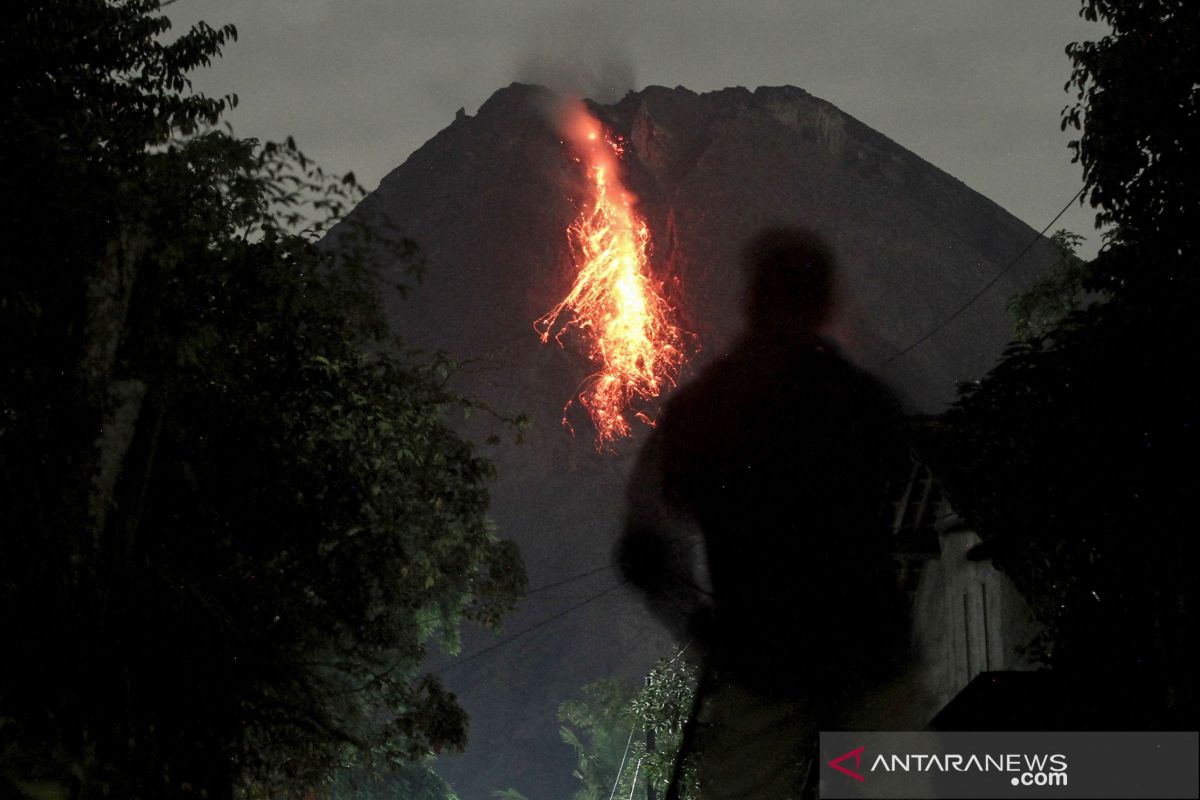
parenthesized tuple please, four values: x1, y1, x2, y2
(525, 501, 949, 602)
(878, 186, 1085, 368)
(525, 533, 705, 597)
(439, 536, 708, 671)
(608, 726, 638, 800)
(626, 757, 645, 800)
(476, 499, 953, 668)
(438, 579, 628, 674)
(667, 641, 692, 664)
(524, 559, 617, 597)
(516, 190, 1090, 607)
(435, 476, 956, 672)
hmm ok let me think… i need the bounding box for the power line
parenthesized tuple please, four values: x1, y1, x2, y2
(438, 536, 710, 671)
(667, 642, 692, 664)
(525, 498, 937, 601)
(626, 757, 644, 800)
(521, 193, 1090, 609)
(438, 579, 628, 674)
(430, 186, 1085, 681)
(525, 532, 707, 597)
(609, 726, 638, 800)
(442, 413, 965, 670)
(474, 498, 948, 667)
(878, 186, 1085, 368)
(524, 559, 616, 597)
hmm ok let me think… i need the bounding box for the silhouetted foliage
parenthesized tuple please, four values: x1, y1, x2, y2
(926, 0, 1198, 726)
(1063, 0, 1199, 295)
(551, 658, 699, 800)
(0, 2, 524, 797)
(1007, 230, 1092, 341)
(319, 758, 460, 800)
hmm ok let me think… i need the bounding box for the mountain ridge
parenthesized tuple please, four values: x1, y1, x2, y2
(331, 81, 1055, 799)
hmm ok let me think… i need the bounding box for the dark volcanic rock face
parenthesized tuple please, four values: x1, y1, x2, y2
(333, 83, 1054, 799)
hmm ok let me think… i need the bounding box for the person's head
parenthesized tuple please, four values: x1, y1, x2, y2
(743, 226, 835, 332)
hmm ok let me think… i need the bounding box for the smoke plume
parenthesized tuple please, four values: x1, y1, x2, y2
(514, 4, 637, 102)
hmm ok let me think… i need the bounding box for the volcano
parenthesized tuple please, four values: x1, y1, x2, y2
(330, 83, 1056, 799)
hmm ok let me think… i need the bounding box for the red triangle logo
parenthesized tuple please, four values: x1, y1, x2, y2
(828, 745, 866, 782)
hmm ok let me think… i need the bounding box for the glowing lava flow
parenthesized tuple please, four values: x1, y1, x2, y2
(536, 105, 688, 449)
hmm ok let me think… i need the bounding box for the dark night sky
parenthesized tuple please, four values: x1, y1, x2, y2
(173, 0, 1108, 258)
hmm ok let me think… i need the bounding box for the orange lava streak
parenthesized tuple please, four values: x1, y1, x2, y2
(536, 106, 688, 449)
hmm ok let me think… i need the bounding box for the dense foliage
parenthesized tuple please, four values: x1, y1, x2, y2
(1063, 0, 1199, 295)
(926, 0, 1197, 725)
(1006, 230, 1092, 342)
(552, 658, 698, 800)
(0, 2, 523, 797)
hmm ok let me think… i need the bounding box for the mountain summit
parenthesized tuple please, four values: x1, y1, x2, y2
(333, 83, 1055, 798)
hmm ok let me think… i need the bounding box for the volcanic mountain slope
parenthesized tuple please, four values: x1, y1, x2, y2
(330, 83, 1056, 799)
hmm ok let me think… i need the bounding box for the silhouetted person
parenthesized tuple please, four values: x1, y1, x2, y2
(618, 228, 917, 798)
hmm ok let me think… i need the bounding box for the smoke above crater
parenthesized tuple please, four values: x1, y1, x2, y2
(513, 4, 637, 102)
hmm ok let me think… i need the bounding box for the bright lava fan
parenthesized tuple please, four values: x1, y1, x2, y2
(536, 103, 690, 449)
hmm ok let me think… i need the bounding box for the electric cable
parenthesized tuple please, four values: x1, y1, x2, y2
(524, 501, 947, 601)
(446, 496, 952, 671)
(878, 186, 1085, 368)
(440, 191, 1067, 671)
(437, 579, 629, 675)
(608, 726, 637, 800)
(438, 535, 708, 672)
(524, 560, 617, 597)
(626, 757, 644, 800)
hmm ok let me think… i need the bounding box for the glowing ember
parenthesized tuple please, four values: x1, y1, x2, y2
(536, 103, 689, 449)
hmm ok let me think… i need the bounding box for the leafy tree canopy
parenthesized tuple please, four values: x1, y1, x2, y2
(1063, 0, 1199, 294)
(1007, 230, 1092, 342)
(0, 2, 524, 797)
(925, 0, 1198, 726)
(550, 658, 698, 800)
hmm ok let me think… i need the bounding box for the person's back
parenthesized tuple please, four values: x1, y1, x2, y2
(658, 333, 909, 696)
(618, 228, 915, 797)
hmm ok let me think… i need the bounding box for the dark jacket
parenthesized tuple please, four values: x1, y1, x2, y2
(618, 333, 911, 697)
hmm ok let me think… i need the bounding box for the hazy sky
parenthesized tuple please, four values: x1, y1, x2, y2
(173, 0, 1107, 257)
